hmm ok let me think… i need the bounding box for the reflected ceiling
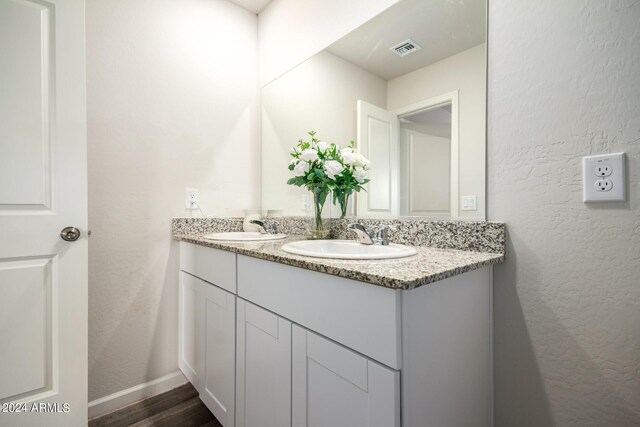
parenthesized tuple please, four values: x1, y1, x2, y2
(327, 0, 485, 80)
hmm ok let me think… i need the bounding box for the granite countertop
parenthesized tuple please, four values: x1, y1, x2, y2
(174, 233, 504, 290)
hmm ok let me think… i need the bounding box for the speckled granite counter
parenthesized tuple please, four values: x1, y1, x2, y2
(173, 233, 504, 290)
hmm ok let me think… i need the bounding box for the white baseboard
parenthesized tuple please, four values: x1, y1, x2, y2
(88, 371, 188, 419)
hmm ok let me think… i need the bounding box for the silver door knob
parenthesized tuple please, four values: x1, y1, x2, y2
(60, 227, 81, 242)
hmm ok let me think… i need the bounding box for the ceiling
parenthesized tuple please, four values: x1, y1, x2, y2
(228, 0, 272, 14)
(327, 0, 486, 80)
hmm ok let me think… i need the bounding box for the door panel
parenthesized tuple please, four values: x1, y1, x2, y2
(356, 100, 399, 217)
(178, 272, 199, 386)
(0, 0, 52, 209)
(0, 0, 87, 424)
(0, 257, 53, 400)
(200, 281, 236, 427)
(292, 326, 400, 427)
(236, 299, 291, 427)
(407, 132, 450, 215)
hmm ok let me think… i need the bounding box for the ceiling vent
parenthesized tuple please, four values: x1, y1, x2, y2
(390, 39, 422, 57)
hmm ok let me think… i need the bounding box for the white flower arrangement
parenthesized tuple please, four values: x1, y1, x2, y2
(287, 131, 370, 219)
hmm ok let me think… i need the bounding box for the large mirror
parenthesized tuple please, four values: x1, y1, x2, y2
(261, 0, 486, 219)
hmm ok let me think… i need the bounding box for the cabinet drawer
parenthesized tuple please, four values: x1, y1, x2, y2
(237, 255, 402, 369)
(180, 242, 237, 294)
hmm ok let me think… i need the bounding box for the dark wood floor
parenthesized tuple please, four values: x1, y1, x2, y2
(89, 383, 222, 427)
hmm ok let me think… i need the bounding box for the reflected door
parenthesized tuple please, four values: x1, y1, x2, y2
(356, 100, 399, 217)
(400, 130, 451, 216)
(0, 0, 87, 425)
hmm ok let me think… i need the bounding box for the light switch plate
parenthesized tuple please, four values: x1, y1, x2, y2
(461, 195, 477, 211)
(583, 153, 625, 202)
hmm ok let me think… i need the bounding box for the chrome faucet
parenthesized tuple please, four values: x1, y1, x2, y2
(348, 223, 391, 245)
(250, 219, 279, 235)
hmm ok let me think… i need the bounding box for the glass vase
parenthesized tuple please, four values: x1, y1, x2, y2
(333, 190, 353, 219)
(307, 186, 331, 239)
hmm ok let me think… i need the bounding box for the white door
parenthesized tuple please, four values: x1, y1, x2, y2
(0, 0, 87, 425)
(236, 299, 291, 427)
(199, 280, 236, 427)
(292, 326, 400, 427)
(402, 130, 451, 216)
(356, 100, 399, 217)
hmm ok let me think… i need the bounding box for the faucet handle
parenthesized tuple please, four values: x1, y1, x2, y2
(374, 225, 394, 245)
(266, 220, 279, 234)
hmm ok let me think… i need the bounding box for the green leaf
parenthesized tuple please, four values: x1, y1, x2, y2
(287, 177, 305, 187)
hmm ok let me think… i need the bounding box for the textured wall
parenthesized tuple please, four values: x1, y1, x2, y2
(488, 1, 640, 426)
(86, 0, 257, 401)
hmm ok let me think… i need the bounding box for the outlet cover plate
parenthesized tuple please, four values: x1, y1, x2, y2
(185, 188, 200, 209)
(583, 153, 625, 202)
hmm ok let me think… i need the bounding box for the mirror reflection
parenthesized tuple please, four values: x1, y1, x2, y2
(261, 0, 486, 219)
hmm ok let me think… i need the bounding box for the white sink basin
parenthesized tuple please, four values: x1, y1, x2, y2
(281, 239, 417, 260)
(203, 232, 287, 242)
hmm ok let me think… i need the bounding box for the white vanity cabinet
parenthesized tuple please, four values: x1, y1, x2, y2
(179, 244, 237, 427)
(178, 241, 492, 427)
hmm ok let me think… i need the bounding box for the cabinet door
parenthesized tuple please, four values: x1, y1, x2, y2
(178, 272, 199, 387)
(292, 326, 400, 427)
(199, 280, 236, 427)
(236, 299, 291, 427)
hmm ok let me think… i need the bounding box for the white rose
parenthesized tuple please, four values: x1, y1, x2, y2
(354, 153, 371, 169)
(300, 148, 319, 162)
(341, 148, 357, 165)
(353, 167, 367, 183)
(323, 160, 344, 179)
(316, 141, 329, 153)
(362, 157, 371, 170)
(293, 161, 310, 177)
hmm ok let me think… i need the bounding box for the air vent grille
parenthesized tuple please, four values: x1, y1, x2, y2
(390, 39, 422, 57)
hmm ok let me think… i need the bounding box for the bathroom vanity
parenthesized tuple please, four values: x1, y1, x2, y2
(174, 218, 504, 427)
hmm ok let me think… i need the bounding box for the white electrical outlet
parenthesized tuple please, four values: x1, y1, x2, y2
(595, 164, 612, 177)
(594, 179, 613, 192)
(185, 188, 199, 209)
(583, 153, 625, 202)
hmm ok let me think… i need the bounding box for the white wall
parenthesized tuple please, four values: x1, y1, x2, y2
(488, 1, 640, 426)
(261, 50, 387, 215)
(258, 0, 400, 86)
(86, 0, 258, 401)
(388, 44, 486, 218)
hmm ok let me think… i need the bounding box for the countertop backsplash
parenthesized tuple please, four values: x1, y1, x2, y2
(172, 216, 506, 255)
